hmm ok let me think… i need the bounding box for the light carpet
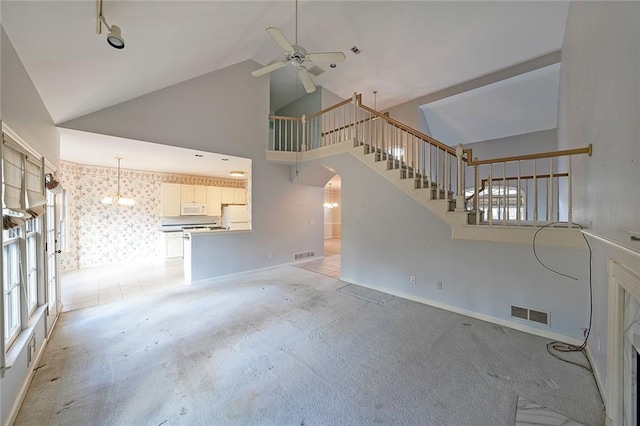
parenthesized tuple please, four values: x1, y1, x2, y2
(15, 266, 604, 425)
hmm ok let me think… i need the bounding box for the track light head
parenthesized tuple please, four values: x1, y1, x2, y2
(106, 24, 125, 49)
(97, 0, 125, 50)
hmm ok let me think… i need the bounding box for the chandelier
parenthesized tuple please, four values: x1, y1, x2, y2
(323, 183, 338, 209)
(101, 157, 135, 206)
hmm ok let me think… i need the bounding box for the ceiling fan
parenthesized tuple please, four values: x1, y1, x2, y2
(251, 0, 346, 94)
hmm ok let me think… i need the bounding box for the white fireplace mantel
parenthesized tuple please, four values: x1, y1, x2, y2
(583, 230, 640, 426)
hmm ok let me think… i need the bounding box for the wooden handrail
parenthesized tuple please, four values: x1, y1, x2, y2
(465, 172, 570, 201)
(464, 144, 592, 166)
(356, 97, 458, 156)
(268, 115, 302, 121)
(321, 112, 390, 137)
(306, 98, 353, 120)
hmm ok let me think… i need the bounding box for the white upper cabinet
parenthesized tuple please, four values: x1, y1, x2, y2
(206, 187, 222, 216)
(160, 183, 181, 216)
(233, 188, 246, 205)
(180, 184, 207, 203)
(220, 187, 234, 204)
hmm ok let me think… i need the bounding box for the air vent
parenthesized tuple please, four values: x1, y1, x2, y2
(511, 306, 528, 320)
(510, 305, 550, 326)
(294, 251, 315, 260)
(308, 65, 325, 76)
(350, 45, 361, 55)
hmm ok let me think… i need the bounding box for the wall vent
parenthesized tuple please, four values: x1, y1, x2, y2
(294, 251, 315, 261)
(308, 65, 325, 76)
(510, 305, 550, 326)
(350, 45, 361, 54)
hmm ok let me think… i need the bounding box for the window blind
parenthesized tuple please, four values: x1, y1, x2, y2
(2, 142, 27, 217)
(26, 157, 46, 216)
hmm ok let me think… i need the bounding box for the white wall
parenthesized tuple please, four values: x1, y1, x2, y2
(557, 1, 640, 389)
(1, 27, 59, 165)
(60, 60, 325, 276)
(0, 26, 59, 426)
(301, 152, 589, 341)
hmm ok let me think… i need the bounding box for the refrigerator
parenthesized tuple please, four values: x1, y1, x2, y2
(222, 205, 250, 230)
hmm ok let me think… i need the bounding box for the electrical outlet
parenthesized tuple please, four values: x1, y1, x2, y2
(309, 220, 316, 226)
(597, 337, 601, 352)
(436, 281, 443, 290)
(410, 275, 416, 284)
(267, 252, 273, 259)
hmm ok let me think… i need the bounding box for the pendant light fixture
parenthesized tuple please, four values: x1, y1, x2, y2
(323, 183, 338, 209)
(101, 157, 135, 206)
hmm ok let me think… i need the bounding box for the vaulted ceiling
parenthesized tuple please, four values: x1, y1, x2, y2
(2, 1, 569, 125)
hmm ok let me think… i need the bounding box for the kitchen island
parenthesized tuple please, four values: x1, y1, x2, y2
(183, 228, 253, 283)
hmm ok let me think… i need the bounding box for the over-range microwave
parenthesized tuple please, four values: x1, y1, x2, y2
(181, 203, 207, 216)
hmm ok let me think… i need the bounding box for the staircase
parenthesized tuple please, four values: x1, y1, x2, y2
(266, 93, 592, 248)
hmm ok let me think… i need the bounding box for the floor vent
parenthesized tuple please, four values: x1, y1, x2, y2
(510, 305, 550, 325)
(294, 251, 315, 261)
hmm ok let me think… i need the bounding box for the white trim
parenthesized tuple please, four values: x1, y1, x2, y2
(4, 333, 49, 426)
(2, 124, 42, 161)
(605, 260, 640, 426)
(585, 345, 607, 407)
(583, 230, 640, 260)
(341, 277, 584, 346)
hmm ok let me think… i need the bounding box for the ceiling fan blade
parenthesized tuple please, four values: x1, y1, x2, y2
(266, 27, 295, 53)
(306, 52, 346, 63)
(251, 61, 288, 77)
(298, 67, 316, 94)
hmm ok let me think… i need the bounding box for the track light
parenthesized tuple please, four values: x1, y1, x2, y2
(97, 0, 125, 50)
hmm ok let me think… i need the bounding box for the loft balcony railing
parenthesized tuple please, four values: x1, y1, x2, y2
(268, 93, 592, 227)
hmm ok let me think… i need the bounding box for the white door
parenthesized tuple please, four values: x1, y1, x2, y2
(44, 190, 60, 336)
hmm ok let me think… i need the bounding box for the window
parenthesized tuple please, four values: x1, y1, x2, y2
(466, 184, 525, 222)
(26, 218, 40, 314)
(3, 227, 22, 348)
(2, 133, 50, 353)
(46, 190, 57, 308)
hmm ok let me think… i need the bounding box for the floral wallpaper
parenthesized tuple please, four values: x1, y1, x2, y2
(59, 161, 246, 271)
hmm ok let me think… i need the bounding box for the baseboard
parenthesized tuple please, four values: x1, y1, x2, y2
(190, 258, 325, 286)
(5, 334, 50, 426)
(584, 345, 607, 409)
(341, 277, 584, 347)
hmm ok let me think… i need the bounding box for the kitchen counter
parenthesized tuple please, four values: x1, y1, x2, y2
(184, 228, 252, 235)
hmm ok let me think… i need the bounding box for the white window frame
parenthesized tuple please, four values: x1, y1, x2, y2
(3, 229, 22, 349)
(26, 218, 40, 315)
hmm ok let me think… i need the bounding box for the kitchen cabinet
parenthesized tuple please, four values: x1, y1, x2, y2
(233, 188, 246, 205)
(220, 187, 234, 204)
(221, 187, 246, 205)
(160, 183, 181, 216)
(180, 185, 207, 203)
(164, 231, 184, 258)
(206, 186, 221, 216)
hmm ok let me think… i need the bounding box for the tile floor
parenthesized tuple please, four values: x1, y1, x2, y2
(295, 238, 341, 278)
(60, 258, 186, 312)
(62, 239, 341, 312)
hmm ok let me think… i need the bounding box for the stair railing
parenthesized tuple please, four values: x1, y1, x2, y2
(268, 94, 592, 228)
(463, 145, 592, 227)
(354, 94, 466, 204)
